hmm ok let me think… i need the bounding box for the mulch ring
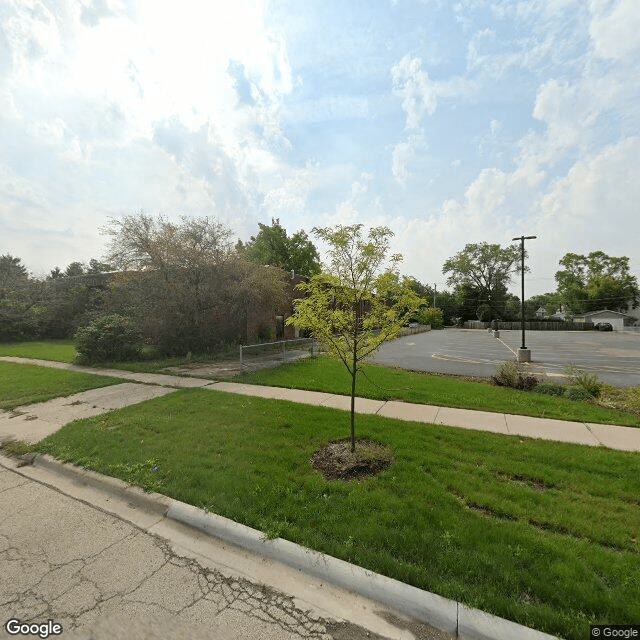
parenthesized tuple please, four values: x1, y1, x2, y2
(310, 438, 394, 481)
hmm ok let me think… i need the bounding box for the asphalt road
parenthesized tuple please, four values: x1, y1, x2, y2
(372, 328, 640, 387)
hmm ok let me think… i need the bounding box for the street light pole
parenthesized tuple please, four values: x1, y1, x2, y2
(512, 235, 536, 362)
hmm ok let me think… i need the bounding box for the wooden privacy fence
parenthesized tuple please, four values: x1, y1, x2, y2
(463, 320, 595, 331)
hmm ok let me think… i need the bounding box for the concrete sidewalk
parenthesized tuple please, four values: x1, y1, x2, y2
(3, 356, 640, 452)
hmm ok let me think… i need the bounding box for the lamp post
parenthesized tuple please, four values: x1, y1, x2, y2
(512, 235, 536, 363)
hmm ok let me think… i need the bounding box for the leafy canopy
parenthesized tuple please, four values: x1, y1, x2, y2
(555, 251, 639, 314)
(442, 242, 523, 320)
(0, 254, 29, 291)
(239, 218, 321, 277)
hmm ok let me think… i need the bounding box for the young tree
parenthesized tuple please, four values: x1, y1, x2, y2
(287, 225, 422, 452)
(240, 218, 321, 277)
(442, 242, 523, 320)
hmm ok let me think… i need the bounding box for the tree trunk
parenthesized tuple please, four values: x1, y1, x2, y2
(350, 325, 358, 452)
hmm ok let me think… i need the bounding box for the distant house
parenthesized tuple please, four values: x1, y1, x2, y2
(625, 302, 640, 325)
(550, 306, 567, 321)
(534, 305, 567, 320)
(572, 309, 634, 331)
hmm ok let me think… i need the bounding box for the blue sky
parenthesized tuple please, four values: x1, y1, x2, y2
(1, 0, 639, 296)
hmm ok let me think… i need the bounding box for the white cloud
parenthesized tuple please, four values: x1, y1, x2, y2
(391, 134, 427, 185)
(539, 137, 640, 256)
(589, 0, 640, 61)
(391, 55, 438, 129)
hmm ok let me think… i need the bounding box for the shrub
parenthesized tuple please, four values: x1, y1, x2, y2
(257, 324, 273, 342)
(491, 361, 539, 390)
(564, 385, 592, 401)
(533, 381, 566, 397)
(415, 306, 444, 329)
(74, 314, 143, 364)
(563, 364, 601, 397)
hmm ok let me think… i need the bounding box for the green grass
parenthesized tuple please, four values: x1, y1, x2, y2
(28, 388, 640, 640)
(239, 356, 640, 427)
(0, 340, 236, 374)
(0, 361, 126, 410)
(0, 339, 77, 363)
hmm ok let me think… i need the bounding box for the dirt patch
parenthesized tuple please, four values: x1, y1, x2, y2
(496, 471, 550, 492)
(310, 438, 393, 481)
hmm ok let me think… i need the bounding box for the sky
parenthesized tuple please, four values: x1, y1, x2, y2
(1, 0, 639, 297)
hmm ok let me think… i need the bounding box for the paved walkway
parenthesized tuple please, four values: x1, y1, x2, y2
(2, 356, 639, 452)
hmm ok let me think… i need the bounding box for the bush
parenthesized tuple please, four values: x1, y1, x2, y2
(257, 324, 273, 342)
(563, 364, 601, 397)
(564, 385, 592, 401)
(74, 314, 143, 364)
(415, 306, 444, 329)
(533, 381, 566, 397)
(491, 361, 539, 390)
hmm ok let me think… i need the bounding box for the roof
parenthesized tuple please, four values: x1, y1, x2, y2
(572, 309, 633, 319)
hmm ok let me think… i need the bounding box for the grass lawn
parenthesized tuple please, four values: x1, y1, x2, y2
(239, 356, 640, 427)
(3, 340, 639, 427)
(0, 361, 126, 411)
(0, 339, 237, 374)
(28, 388, 640, 640)
(0, 339, 77, 363)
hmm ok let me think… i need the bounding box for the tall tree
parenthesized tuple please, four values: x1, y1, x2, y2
(87, 259, 114, 274)
(524, 292, 563, 319)
(555, 251, 639, 314)
(48, 267, 64, 280)
(64, 261, 85, 277)
(442, 242, 523, 320)
(101, 212, 285, 353)
(0, 254, 29, 291)
(240, 218, 321, 277)
(287, 225, 422, 452)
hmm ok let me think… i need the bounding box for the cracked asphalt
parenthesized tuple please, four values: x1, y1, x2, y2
(0, 464, 452, 640)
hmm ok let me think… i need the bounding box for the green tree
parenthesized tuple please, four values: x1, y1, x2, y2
(64, 261, 85, 277)
(287, 225, 422, 452)
(101, 212, 285, 354)
(240, 218, 321, 277)
(87, 259, 114, 274)
(48, 267, 64, 280)
(555, 251, 639, 314)
(442, 242, 523, 321)
(0, 254, 29, 292)
(415, 306, 444, 328)
(524, 293, 563, 319)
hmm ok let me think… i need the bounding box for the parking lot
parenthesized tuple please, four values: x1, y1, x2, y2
(372, 328, 640, 387)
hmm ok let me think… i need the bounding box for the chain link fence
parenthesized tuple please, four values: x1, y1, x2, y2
(239, 337, 319, 373)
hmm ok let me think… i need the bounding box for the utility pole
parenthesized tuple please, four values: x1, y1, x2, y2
(433, 284, 437, 308)
(512, 235, 536, 362)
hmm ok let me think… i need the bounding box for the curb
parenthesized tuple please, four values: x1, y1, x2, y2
(19, 454, 560, 640)
(33, 454, 171, 515)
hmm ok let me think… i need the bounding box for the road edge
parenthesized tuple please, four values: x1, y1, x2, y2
(3, 452, 560, 640)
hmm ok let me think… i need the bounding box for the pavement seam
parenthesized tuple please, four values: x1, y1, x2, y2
(374, 400, 387, 415)
(583, 422, 603, 446)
